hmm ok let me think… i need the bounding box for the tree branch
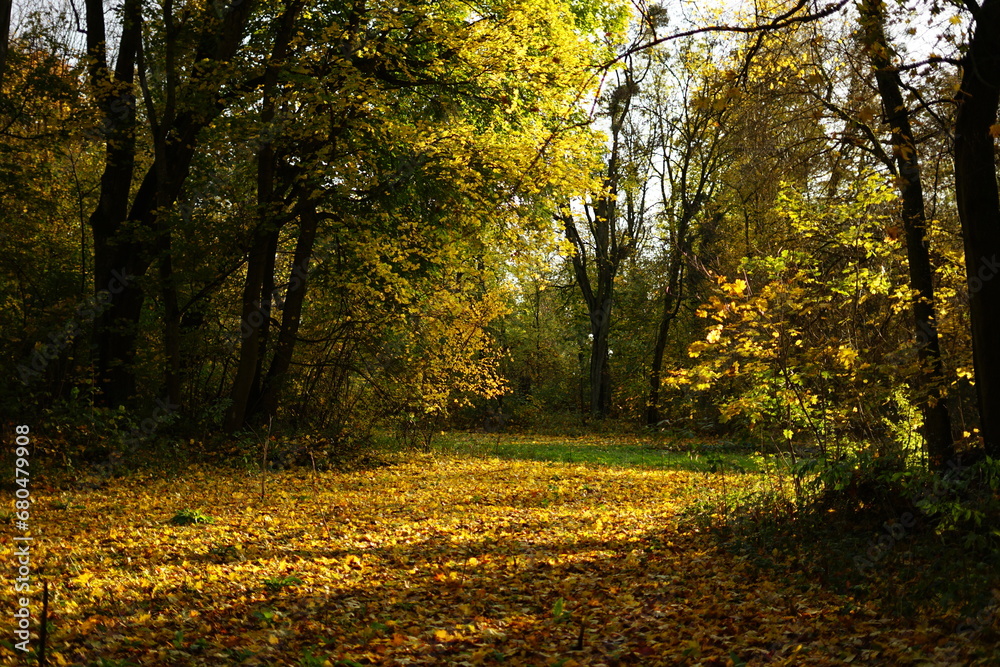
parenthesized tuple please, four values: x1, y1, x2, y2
(896, 56, 962, 71)
(605, 0, 851, 66)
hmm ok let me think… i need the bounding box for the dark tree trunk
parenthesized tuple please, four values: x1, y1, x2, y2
(645, 255, 684, 427)
(225, 0, 302, 430)
(645, 196, 705, 426)
(859, 0, 954, 467)
(159, 235, 182, 408)
(86, 0, 258, 407)
(589, 295, 613, 417)
(151, 0, 182, 410)
(0, 0, 12, 89)
(241, 227, 281, 418)
(561, 209, 616, 419)
(558, 77, 641, 419)
(257, 206, 321, 420)
(954, 0, 1000, 458)
(85, 0, 142, 406)
(226, 230, 273, 431)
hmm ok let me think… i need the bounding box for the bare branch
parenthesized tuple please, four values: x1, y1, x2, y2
(896, 78, 955, 138)
(604, 0, 852, 67)
(896, 56, 962, 71)
(811, 94, 896, 172)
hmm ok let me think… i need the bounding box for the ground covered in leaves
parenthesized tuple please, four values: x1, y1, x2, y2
(3, 440, 999, 666)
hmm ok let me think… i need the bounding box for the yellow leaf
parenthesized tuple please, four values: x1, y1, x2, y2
(73, 572, 94, 586)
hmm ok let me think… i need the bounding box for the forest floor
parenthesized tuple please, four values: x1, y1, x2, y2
(3, 433, 998, 666)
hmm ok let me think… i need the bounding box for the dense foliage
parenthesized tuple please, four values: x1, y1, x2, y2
(4, 0, 1000, 662)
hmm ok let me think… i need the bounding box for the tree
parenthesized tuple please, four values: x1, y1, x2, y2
(1, 23, 94, 407)
(85, 0, 258, 407)
(641, 12, 840, 428)
(558, 63, 644, 419)
(0, 0, 10, 89)
(224, 0, 308, 430)
(953, 0, 1000, 458)
(640, 37, 730, 426)
(857, 0, 954, 467)
(220, 0, 621, 430)
(679, 176, 920, 453)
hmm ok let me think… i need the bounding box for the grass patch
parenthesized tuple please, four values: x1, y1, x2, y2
(432, 431, 762, 473)
(169, 508, 216, 525)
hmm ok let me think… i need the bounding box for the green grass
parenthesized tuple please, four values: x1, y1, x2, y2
(430, 431, 762, 473)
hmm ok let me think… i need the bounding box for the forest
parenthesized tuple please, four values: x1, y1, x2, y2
(2, 0, 1000, 663)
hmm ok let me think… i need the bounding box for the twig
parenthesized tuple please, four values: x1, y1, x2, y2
(38, 580, 48, 667)
(309, 449, 318, 493)
(574, 613, 586, 650)
(251, 418, 274, 504)
(260, 437, 269, 503)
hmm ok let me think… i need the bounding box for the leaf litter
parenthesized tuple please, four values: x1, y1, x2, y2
(3, 452, 996, 665)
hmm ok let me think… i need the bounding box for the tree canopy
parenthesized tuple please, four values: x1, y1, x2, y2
(2, 0, 999, 466)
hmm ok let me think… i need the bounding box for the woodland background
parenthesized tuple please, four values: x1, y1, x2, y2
(2, 0, 1000, 471)
(3, 0, 1000, 663)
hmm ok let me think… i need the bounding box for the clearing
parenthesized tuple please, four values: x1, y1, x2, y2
(3, 435, 997, 665)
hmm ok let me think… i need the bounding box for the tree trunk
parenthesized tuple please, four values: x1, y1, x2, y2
(560, 210, 616, 419)
(87, 0, 258, 407)
(257, 206, 321, 420)
(159, 236, 182, 408)
(645, 198, 703, 426)
(954, 0, 1000, 458)
(558, 78, 638, 419)
(589, 296, 612, 417)
(646, 268, 682, 426)
(151, 0, 182, 410)
(0, 0, 12, 90)
(224, 0, 302, 430)
(86, 0, 142, 406)
(225, 231, 273, 431)
(859, 0, 954, 467)
(246, 228, 280, 412)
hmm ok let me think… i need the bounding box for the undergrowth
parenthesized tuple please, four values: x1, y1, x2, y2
(687, 445, 1000, 632)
